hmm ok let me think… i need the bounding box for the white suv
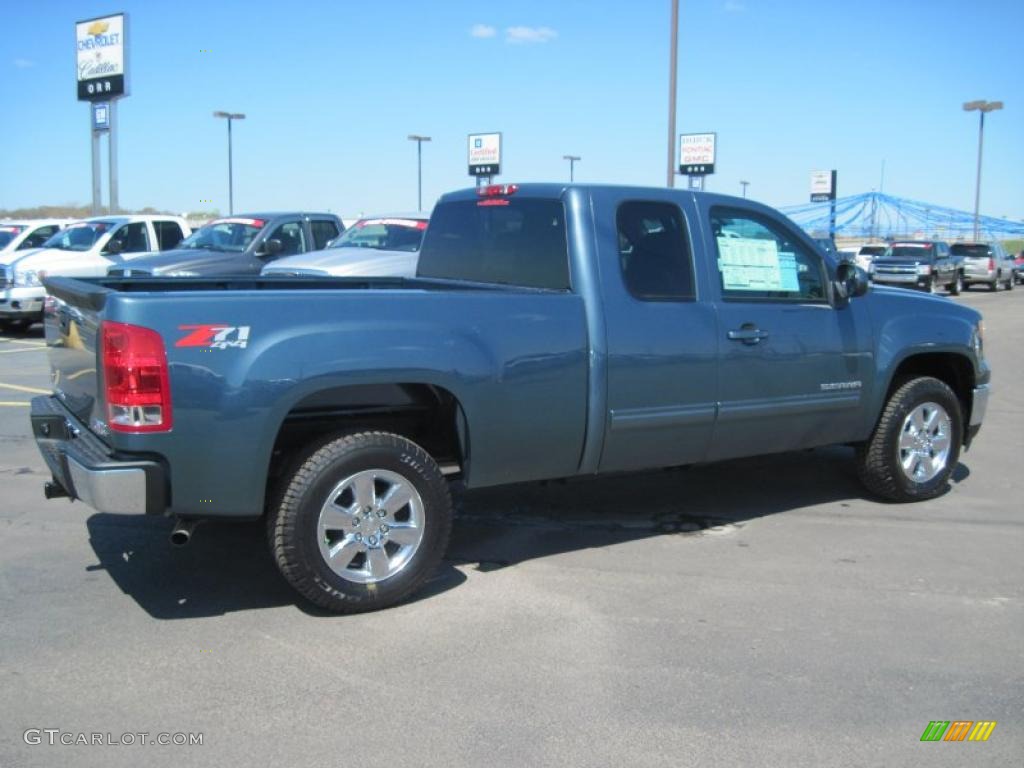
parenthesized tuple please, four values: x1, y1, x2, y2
(0, 214, 190, 331)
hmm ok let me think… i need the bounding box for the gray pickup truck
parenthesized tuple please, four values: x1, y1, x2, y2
(32, 184, 990, 612)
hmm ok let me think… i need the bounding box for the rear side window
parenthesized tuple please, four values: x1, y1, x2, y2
(311, 219, 341, 250)
(417, 199, 569, 289)
(616, 201, 695, 300)
(154, 221, 185, 250)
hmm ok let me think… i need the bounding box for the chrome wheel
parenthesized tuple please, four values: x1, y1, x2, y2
(897, 401, 952, 483)
(316, 468, 425, 584)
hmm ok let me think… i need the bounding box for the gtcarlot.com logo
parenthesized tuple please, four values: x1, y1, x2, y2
(24, 729, 203, 747)
(920, 721, 997, 742)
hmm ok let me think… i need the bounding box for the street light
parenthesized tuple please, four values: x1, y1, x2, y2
(408, 135, 431, 211)
(740, 180, 749, 198)
(213, 111, 246, 215)
(962, 99, 1003, 240)
(562, 155, 581, 182)
(666, 0, 679, 187)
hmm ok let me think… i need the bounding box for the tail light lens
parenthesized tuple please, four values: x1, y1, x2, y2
(101, 321, 172, 432)
(988, 258, 995, 270)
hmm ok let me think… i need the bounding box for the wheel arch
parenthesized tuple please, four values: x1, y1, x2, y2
(881, 352, 975, 438)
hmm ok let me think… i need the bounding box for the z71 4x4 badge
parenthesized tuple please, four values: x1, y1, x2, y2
(176, 324, 251, 349)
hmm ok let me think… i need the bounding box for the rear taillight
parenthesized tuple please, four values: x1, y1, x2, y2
(101, 321, 172, 433)
(988, 258, 995, 270)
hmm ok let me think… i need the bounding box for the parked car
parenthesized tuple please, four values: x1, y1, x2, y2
(33, 184, 989, 612)
(869, 240, 963, 294)
(107, 213, 343, 277)
(0, 215, 189, 331)
(853, 243, 887, 272)
(0, 219, 72, 256)
(951, 241, 1015, 291)
(262, 213, 428, 278)
(1013, 251, 1024, 285)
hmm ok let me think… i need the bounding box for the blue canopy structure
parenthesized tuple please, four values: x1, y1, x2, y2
(779, 192, 1024, 241)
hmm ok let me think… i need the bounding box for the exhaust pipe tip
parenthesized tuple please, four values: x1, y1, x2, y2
(170, 518, 198, 547)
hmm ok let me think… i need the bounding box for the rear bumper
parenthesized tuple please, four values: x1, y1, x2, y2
(30, 395, 166, 515)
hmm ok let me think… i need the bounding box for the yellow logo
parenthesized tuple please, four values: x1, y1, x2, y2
(87, 21, 109, 36)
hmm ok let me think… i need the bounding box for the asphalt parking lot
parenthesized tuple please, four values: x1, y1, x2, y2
(1, 288, 1021, 767)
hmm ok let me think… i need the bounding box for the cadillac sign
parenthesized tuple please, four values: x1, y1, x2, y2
(76, 14, 128, 101)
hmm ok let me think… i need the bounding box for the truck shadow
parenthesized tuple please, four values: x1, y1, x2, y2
(85, 445, 970, 619)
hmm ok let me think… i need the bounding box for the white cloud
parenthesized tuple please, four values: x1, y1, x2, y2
(470, 24, 496, 38)
(505, 26, 558, 45)
(722, 1, 745, 12)
(13, 58, 35, 69)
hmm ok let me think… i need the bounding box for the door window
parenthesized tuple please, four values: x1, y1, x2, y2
(154, 221, 185, 250)
(107, 222, 150, 253)
(310, 219, 340, 250)
(268, 221, 307, 256)
(616, 201, 695, 300)
(21, 225, 60, 249)
(711, 207, 827, 302)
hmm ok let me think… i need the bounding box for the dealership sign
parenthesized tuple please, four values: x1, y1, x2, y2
(810, 170, 837, 202)
(76, 14, 128, 101)
(468, 133, 501, 176)
(679, 133, 716, 175)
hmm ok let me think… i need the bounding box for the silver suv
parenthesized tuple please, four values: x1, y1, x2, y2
(952, 241, 1015, 291)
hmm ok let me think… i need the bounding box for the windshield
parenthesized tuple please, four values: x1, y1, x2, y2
(950, 244, 991, 259)
(860, 246, 886, 256)
(0, 226, 25, 248)
(330, 218, 427, 252)
(177, 217, 266, 252)
(885, 245, 934, 261)
(41, 221, 113, 251)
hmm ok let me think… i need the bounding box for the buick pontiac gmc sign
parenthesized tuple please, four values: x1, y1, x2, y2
(76, 14, 128, 101)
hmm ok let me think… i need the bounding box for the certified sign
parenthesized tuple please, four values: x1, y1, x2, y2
(76, 13, 128, 101)
(679, 132, 716, 175)
(468, 132, 501, 176)
(92, 102, 110, 131)
(810, 170, 837, 202)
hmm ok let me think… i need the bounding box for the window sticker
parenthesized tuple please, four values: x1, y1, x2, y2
(717, 236, 788, 292)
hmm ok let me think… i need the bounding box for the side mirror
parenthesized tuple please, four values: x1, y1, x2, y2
(835, 261, 869, 304)
(104, 239, 123, 255)
(259, 238, 283, 257)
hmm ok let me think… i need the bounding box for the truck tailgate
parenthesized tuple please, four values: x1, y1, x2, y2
(42, 278, 105, 428)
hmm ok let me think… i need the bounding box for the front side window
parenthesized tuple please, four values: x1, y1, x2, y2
(418, 198, 569, 289)
(711, 207, 827, 302)
(22, 225, 59, 248)
(107, 222, 150, 253)
(616, 201, 695, 300)
(268, 221, 307, 256)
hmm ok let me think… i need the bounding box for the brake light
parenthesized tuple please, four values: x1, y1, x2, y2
(988, 258, 995, 270)
(101, 321, 172, 433)
(477, 184, 519, 197)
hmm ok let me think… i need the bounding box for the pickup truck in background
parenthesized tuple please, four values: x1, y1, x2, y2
(32, 184, 990, 613)
(869, 240, 964, 294)
(1, 215, 190, 330)
(107, 213, 344, 277)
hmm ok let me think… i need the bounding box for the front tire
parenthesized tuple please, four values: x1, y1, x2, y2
(856, 377, 962, 502)
(268, 431, 453, 613)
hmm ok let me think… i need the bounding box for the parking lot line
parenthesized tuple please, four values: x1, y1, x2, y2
(0, 401, 30, 407)
(0, 339, 46, 347)
(0, 347, 45, 355)
(0, 382, 49, 395)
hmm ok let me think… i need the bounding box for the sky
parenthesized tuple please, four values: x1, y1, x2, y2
(2, 0, 1022, 220)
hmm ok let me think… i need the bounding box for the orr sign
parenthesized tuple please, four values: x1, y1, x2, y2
(76, 14, 128, 101)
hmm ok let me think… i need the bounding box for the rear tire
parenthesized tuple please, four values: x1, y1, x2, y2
(856, 377, 962, 502)
(948, 272, 962, 296)
(989, 276, 999, 292)
(268, 431, 452, 613)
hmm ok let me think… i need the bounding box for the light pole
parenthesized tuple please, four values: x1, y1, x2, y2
(740, 180, 749, 198)
(408, 135, 431, 211)
(563, 155, 581, 182)
(666, 0, 679, 187)
(213, 111, 245, 215)
(962, 100, 1003, 240)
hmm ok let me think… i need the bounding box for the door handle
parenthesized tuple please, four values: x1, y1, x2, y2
(727, 326, 769, 345)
